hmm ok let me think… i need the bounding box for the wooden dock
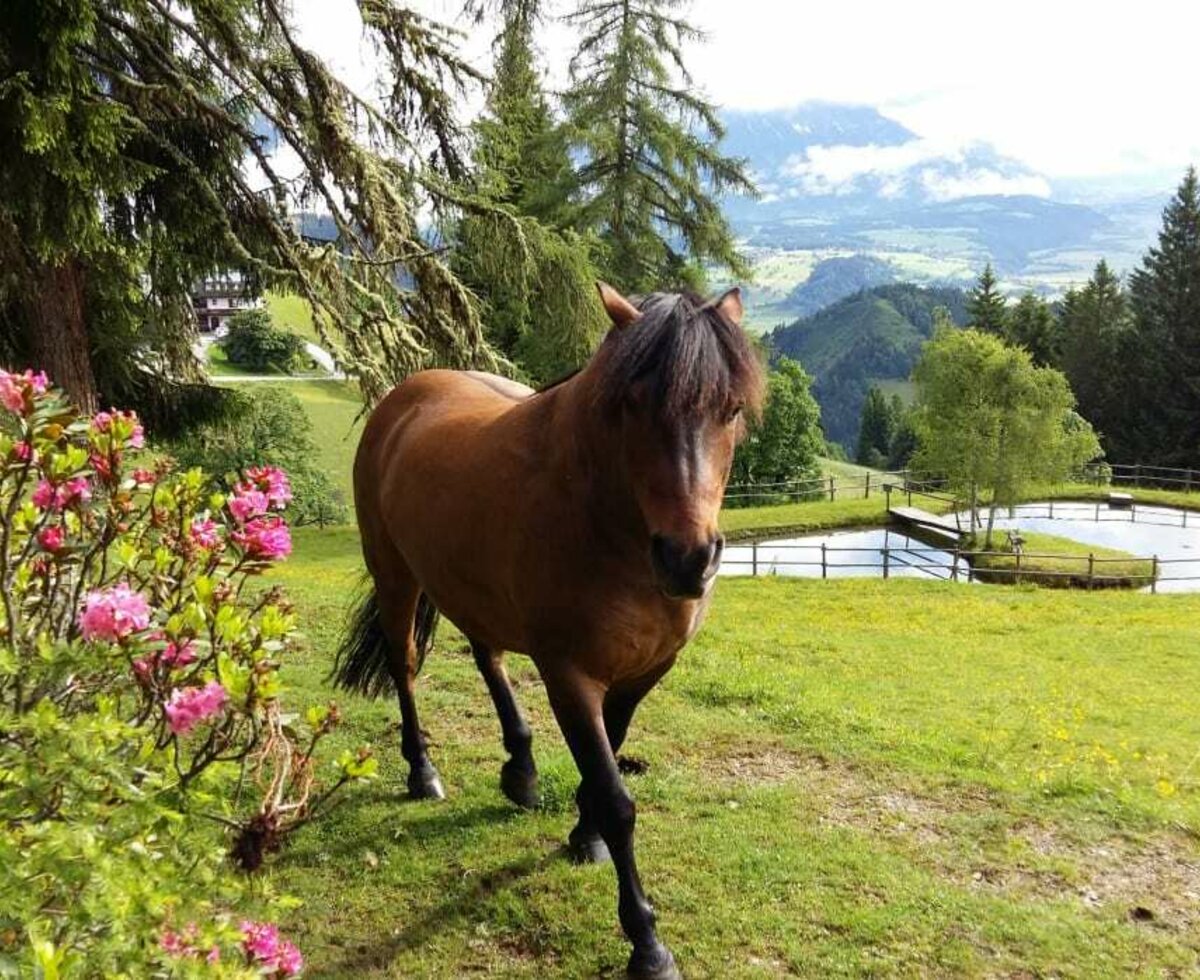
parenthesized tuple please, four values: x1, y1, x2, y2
(888, 506, 963, 541)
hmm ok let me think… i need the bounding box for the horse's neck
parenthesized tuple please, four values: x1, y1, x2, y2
(540, 370, 646, 549)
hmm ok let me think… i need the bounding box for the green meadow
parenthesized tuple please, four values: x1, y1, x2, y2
(262, 520, 1200, 978)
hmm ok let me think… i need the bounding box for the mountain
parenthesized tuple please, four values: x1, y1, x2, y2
(721, 103, 1126, 279)
(785, 255, 898, 317)
(768, 284, 970, 449)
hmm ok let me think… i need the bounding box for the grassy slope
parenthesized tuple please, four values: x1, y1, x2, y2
(265, 292, 320, 344)
(221, 380, 364, 502)
(267, 528, 1200, 978)
(774, 296, 917, 377)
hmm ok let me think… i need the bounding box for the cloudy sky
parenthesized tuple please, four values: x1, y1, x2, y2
(295, 0, 1200, 185)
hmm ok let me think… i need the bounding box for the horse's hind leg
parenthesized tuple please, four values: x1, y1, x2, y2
(376, 576, 445, 800)
(471, 641, 539, 809)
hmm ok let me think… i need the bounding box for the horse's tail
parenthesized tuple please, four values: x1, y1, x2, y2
(330, 585, 440, 699)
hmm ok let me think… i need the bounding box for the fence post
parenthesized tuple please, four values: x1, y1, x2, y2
(828, 476, 835, 502)
(1015, 549, 1022, 586)
(1095, 501, 1100, 522)
(1088, 553, 1095, 590)
(1135, 464, 1142, 487)
(1048, 500, 1054, 519)
(884, 484, 892, 512)
(865, 473, 871, 499)
(1151, 555, 1159, 594)
(821, 542, 827, 580)
(1187, 469, 1194, 493)
(952, 547, 959, 582)
(883, 545, 889, 580)
(751, 540, 758, 577)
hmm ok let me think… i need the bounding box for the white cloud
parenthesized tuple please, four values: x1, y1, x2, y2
(777, 139, 1050, 201)
(920, 170, 1052, 203)
(290, 0, 1200, 182)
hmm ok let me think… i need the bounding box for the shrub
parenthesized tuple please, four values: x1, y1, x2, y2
(220, 309, 308, 373)
(0, 369, 372, 975)
(170, 387, 348, 526)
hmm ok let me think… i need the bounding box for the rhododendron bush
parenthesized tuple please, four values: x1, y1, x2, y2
(0, 371, 374, 975)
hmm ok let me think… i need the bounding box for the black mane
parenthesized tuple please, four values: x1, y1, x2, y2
(590, 291, 764, 422)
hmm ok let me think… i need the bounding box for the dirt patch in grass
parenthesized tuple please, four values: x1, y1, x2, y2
(718, 746, 827, 786)
(707, 743, 1200, 935)
(992, 823, 1200, 932)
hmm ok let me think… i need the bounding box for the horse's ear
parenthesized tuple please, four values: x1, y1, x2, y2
(596, 281, 642, 329)
(710, 287, 744, 326)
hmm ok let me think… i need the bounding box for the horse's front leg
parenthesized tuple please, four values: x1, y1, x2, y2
(568, 662, 674, 864)
(546, 671, 680, 980)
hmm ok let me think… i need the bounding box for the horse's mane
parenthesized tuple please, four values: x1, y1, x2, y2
(587, 291, 765, 423)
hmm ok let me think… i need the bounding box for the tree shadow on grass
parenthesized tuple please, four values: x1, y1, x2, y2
(325, 847, 565, 973)
(280, 785, 539, 864)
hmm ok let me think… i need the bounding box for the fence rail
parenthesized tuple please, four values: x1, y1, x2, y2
(1083, 462, 1200, 491)
(724, 542, 1200, 592)
(724, 469, 948, 505)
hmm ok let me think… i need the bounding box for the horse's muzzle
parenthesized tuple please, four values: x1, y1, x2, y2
(650, 533, 724, 599)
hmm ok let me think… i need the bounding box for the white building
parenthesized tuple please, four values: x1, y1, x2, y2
(193, 271, 262, 334)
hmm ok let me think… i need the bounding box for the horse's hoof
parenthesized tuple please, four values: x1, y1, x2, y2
(500, 760, 540, 810)
(627, 944, 681, 980)
(407, 764, 446, 801)
(566, 829, 611, 865)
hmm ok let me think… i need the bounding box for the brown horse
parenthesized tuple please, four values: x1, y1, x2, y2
(333, 283, 764, 978)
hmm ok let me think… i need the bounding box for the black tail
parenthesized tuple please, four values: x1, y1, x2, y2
(330, 585, 440, 699)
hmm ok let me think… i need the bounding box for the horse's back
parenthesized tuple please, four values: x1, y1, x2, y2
(353, 369, 542, 647)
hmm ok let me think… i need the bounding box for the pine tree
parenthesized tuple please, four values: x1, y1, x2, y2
(456, 0, 607, 381)
(0, 0, 500, 419)
(473, 1, 574, 226)
(1059, 261, 1132, 455)
(1006, 292, 1059, 366)
(855, 386, 895, 468)
(1129, 167, 1200, 465)
(966, 264, 1009, 337)
(563, 0, 755, 292)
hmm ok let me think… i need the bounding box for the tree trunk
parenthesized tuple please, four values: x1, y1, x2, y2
(24, 258, 97, 414)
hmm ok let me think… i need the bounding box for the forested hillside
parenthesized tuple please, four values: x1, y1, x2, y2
(769, 284, 969, 448)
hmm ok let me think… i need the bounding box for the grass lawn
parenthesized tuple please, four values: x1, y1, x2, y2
(968, 531, 1156, 588)
(263, 526, 1200, 977)
(266, 291, 321, 345)
(221, 380, 365, 502)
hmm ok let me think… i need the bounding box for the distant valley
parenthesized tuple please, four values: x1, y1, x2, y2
(717, 102, 1169, 332)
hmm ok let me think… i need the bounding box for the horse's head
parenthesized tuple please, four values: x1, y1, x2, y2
(592, 283, 765, 599)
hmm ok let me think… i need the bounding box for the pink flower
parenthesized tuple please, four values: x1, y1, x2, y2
(159, 923, 208, 962)
(78, 583, 151, 642)
(31, 477, 92, 512)
(60, 476, 91, 507)
(0, 369, 46, 414)
(242, 466, 293, 509)
(90, 408, 144, 449)
(164, 681, 228, 735)
(232, 515, 291, 560)
(37, 526, 65, 553)
(190, 516, 222, 549)
(31, 480, 55, 510)
(11, 440, 32, 461)
(131, 468, 155, 485)
(134, 639, 198, 681)
(163, 639, 197, 668)
(241, 921, 303, 977)
(228, 488, 269, 523)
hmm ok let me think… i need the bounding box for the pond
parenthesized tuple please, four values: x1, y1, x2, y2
(721, 501, 1200, 592)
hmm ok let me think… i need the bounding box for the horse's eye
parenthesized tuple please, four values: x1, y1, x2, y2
(725, 405, 743, 425)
